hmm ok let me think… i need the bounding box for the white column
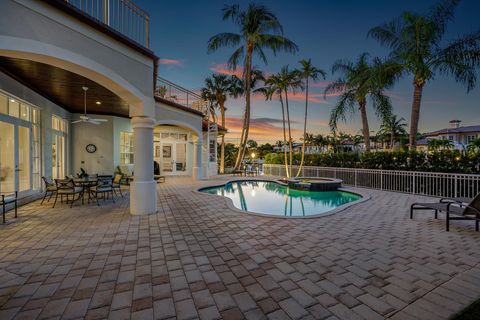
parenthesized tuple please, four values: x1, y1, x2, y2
(130, 116, 157, 215)
(193, 138, 203, 180)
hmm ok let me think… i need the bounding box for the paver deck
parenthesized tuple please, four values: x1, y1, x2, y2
(1, 176, 480, 320)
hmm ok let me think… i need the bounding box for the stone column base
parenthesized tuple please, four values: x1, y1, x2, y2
(193, 167, 202, 180)
(130, 180, 157, 215)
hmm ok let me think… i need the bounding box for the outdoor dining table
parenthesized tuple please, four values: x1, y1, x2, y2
(73, 178, 98, 204)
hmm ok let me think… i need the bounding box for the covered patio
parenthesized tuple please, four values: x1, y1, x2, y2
(1, 177, 479, 320)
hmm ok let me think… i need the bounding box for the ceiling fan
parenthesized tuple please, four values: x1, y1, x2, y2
(71, 86, 108, 125)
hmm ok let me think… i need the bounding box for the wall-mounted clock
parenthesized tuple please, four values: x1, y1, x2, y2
(86, 144, 97, 153)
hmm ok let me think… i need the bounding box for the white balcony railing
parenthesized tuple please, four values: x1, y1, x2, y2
(63, 0, 149, 48)
(262, 164, 480, 199)
(155, 77, 208, 115)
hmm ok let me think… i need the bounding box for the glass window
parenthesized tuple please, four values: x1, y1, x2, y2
(20, 104, 30, 121)
(8, 99, 19, 118)
(52, 115, 67, 133)
(0, 93, 7, 114)
(120, 131, 134, 165)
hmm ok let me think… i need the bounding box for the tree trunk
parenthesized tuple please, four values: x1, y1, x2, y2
(409, 80, 424, 150)
(219, 100, 226, 174)
(390, 132, 395, 151)
(285, 90, 293, 177)
(279, 92, 289, 177)
(359, 99, 370, 152)
(296, 77, 308, 178)
(233, 46, 253, 170)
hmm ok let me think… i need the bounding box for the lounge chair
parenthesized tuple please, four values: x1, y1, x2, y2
(1, 192, 17, 223)
(410, 193, 480, 231)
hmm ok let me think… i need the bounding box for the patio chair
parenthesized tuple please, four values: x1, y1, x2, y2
(41, 176, 57, 204)
(112, 173, 123, 197)
(410, 193, 480, 231)
(91, 177, 115, 205)
(1, 191, 17, 223)
(53, 179, 83, 208)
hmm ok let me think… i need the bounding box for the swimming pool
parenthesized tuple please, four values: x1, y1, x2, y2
(199, 180, 362, 217)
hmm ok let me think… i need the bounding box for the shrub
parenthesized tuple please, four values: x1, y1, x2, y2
(263, 151, 480, 174)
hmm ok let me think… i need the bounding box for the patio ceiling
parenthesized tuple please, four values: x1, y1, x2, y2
(0, 57, 130, 117)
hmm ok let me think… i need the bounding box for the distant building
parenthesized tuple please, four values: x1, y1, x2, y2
(418, 120, 480, 151)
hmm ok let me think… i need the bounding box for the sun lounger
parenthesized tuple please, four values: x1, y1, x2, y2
(410, 193, 480, 231)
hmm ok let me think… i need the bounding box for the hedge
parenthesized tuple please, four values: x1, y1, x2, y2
(263, 151, 480, 174)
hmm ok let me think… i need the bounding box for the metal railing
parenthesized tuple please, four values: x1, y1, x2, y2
(63, 0, 149, 48)
(155, 77, 208, 115)
(263, 164, 480, 199)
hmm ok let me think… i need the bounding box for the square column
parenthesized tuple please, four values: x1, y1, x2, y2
(130, 116, 157, 215)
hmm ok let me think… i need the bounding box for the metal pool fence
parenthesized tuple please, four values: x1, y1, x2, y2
(262, 164, 480, 199)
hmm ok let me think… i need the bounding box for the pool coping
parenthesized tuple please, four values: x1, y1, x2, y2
(194, 177, 371, 219)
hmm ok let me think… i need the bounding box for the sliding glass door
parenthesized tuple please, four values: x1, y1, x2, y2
(0, 120, 34, 195)
(52, 134, 65, 180)
(0, 121, 15, 194)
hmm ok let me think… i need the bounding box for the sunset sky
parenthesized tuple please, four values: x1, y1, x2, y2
(138, 0, 480, 144)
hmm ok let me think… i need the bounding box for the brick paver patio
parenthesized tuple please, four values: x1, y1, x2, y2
(1, 176, 480, 320)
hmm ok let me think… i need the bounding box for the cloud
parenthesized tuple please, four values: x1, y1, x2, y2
(225, 116, 302, 138)
(159, 59, 182, 66)
(209, 63, 243, 78)
(310, 81, 332, 88)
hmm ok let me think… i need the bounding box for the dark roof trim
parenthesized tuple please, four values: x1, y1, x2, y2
(41, 0, 158, 61)
(425, 125, 480, 136)
(154, 96, 204, 117)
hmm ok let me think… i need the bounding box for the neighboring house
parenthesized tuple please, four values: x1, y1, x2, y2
(0, 0, 223, 215)
(419, 120, 480, 151)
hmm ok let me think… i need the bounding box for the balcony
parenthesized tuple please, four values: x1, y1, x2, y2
(155, 77, 208, 116)
(52, 0, 150, 48)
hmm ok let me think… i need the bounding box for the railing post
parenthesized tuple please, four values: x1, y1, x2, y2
(146, 16, 150, 48)
(412, 172, 416, 195)
(103, 0, 110, 25)
(380, 170, 383, 190)
(454, 174, 458, 198)
(354, 169, 357, 187)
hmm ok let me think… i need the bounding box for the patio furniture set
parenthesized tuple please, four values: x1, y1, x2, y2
(40, 173, 124, 208)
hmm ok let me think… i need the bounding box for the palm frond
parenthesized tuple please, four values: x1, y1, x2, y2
(329, 91, 356, 130)
(207, 33, 241, 53)
(227, 45, 245, 70)
(431, 30, 480, 91)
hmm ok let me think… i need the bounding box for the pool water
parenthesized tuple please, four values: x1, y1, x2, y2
(200, 180, 361, 217)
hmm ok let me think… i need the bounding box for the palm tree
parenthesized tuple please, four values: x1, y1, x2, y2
(325, 53, 394, 152)
(207, 3, 298, 170)
(260, 73, 289, 177)
(295, 59, 326, 177)
(368, 0, 480, 149)
(202, 74, 243, 173)
(428, 139, 454, 151)
(379, 115, 407, 150)
(278, 66, 303, 177)
(467, 138, 480, 153)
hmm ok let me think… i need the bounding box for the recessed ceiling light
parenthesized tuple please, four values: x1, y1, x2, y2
(10, 99, 15, 102)
(96, 101, 101, 105)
